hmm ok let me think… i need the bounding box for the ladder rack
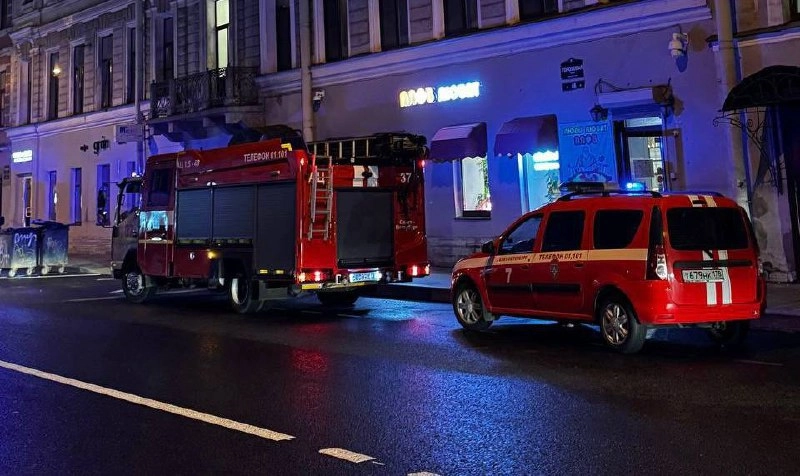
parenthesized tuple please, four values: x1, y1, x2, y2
(307, 155, 334, 240)
(308, 133, 427, 164)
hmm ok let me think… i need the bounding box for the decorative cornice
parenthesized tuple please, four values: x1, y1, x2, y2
(257, 0, 710, 96)
(4, 102, 148, 141)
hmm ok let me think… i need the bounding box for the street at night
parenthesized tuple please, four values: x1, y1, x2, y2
(1, 274, 798, 475)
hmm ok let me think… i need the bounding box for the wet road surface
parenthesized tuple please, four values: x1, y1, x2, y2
(1, 275, 799, 475)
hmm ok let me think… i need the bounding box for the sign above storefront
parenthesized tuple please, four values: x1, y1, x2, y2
(12, 149, 33, 163)
(560, 58, 585, 92)
(399, 81, 481, 108)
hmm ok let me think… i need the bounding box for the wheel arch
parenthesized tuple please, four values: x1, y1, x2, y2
(593, 285, 638, 324)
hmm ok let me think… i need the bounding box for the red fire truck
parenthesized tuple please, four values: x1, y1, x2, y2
(106, 127, 429, 312)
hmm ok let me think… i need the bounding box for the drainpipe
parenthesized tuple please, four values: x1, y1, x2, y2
(299, 0, 314, 142)
(714, 0, 751, 214)
(135, 0, 145, 173)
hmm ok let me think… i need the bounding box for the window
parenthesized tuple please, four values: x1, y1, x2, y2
(71, 168, 82, 224)
(47, 171, 57, 221)
(147, 169, 173, 207)
(518, 0, 558, 21)
(500, 215, 542, 254)
(48, 52, 60, 120)
(323, 0, 348, 62)
(379, 0, 408, 50)
(276, 0, 293, 71)
(0, 70, 6, 127)
(20, 60, 31, 124)
(460, 156, 491, 217)
(792, 0, 800, 21)
(124, 161, 139, 213)
(215, 0, 230, 68)
(593, 210, 644, 249)
(127, 27, 136, 104)
(97, 164, 111, 226)
(1, 0, 10, 30)
(99, 35, 113, 109)
(541, 211, 585, 252)
(667, 208, 749, 251)
(72, 44, 85, 114)
(443, 0, 477, 36)
(160, 17, 175, 80)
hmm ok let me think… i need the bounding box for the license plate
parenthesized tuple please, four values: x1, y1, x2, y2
(350, 271, 379, 283)
(682, 269, 724, 283)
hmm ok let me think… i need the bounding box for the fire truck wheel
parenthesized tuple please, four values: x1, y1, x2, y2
(122, 268, 156, 304)
(598, 296, 646, 354)
(316, 291, 359, 307)
(453, 283, 492, 331)
(706, 320, 750, 350)
(229, 277, 260, 314)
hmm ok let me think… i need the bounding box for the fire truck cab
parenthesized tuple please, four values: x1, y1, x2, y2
(107, 126, 429, 313)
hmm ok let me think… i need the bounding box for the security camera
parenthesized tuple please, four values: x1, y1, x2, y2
(312, 90, 325, 112)
(669, 33, 688, 58)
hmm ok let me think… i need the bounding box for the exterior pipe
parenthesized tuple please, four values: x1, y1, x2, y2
(135, 0, 145, 173)
(299, 0, 314, 142)
(713, 0, 751, 214)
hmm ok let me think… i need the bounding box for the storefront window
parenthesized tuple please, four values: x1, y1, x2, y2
(459, 155, 491, 217)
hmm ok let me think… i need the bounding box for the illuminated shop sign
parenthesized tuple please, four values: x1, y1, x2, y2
(12, 149, 33, 163)
(399, 81, 481, 108)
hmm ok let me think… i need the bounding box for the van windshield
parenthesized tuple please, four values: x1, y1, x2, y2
(666, 207, 749, 250)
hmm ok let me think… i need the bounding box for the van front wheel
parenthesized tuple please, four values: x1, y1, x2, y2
(599, 297, 646, 354)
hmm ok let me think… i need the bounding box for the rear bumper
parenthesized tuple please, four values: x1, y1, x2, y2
(631, 281, 764, 325)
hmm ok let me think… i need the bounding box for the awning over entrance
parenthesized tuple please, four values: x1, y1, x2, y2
(429, 122, 487, 161)
(722, 65, 800, 111)
(494, 115, 558, 156)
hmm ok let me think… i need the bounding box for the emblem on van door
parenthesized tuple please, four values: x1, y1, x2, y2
(550, 260, 559, 280)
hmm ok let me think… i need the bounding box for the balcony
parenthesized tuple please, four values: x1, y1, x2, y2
(148, 66, 263, 141)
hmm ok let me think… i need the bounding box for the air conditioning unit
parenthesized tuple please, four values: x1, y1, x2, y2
(598, 85, 672, 109)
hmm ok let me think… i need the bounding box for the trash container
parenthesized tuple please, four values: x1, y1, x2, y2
(36, 221, 69, 275)
(0, 227, 39, 277)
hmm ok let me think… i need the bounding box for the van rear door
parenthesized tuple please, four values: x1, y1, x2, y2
(665, 206, 758, 305)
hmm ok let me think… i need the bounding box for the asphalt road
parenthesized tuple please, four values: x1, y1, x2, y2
(1, 274, 799, 475)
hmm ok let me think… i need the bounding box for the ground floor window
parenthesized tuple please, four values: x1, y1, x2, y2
(71, 168, 82, 224)
(457, 155, 491, 217)
(615, 116, 668, 192)
(47, 170, 57, 221)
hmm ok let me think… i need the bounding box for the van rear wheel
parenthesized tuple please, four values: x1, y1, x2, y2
(599, 297, 646, 354)
(707, 321, 749, 349)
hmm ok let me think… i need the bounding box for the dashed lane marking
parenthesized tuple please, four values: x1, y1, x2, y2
(319, 448, 376, 463)
(1, 273, 101, 280)
(65, 296, 124, 303)
(408, 473, 442, 476)
(65, 288, 209, 303)
(734, 359, 784, 367)
(0, 359, 295, 442)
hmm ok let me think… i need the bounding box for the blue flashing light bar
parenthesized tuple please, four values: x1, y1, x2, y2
(624, 181, 646, 192)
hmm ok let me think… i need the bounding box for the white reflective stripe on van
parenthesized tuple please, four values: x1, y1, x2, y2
(703, 195, 717, 207)
(719, 249, 732, 305)
(703, 249, 717, 305)
(688, 195, 700, 206)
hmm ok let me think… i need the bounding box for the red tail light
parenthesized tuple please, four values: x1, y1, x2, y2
(646, 206, 668, 280)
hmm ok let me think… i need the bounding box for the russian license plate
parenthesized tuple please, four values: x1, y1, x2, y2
(349, 271, 379, 283)
(682, 269, 724, 283)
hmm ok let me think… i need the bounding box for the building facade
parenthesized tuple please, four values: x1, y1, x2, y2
(0, 0, 798, 281)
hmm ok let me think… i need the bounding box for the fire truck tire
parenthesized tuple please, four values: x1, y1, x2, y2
(453, 283, 492, 331)
(122, 268, 156, 304)
(706, 320, 749, 350)
(598, 295, 646, 354)
(316, 291, 359, 307)
(229, 277, 260, 314)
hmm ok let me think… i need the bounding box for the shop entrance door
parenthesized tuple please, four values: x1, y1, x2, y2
(20, 174, 32, 226)
(616, 116, 668, 192)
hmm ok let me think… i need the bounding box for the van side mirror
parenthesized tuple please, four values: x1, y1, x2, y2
(481, 240, 495, 255)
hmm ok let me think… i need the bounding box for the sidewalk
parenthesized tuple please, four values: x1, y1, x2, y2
(65, 254, 800, 332)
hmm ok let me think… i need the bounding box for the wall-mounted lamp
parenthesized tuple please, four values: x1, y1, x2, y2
(590, 104, 608, 122)
(51, 64, 62, 77)
(312, 89, 326, 112)
(669, 32, 688, 58)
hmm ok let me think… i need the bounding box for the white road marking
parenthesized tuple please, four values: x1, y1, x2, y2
(96, 277, 116, 281)
(0, 359, 295, 441)
(409, 472, 442, 476)
(1, 273, 101, 280)
(734, 359, 784, 367)
(65, 296, 125, 303)
(319, 448, 375, 463)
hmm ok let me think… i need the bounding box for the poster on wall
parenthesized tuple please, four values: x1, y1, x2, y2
(557, 121, 617, 184)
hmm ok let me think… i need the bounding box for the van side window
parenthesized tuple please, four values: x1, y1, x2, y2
(499, 215, 542, 254)
(593, 210, 644, 249)
(541, 211, 585, 252)
(147, 169, 173, 207)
